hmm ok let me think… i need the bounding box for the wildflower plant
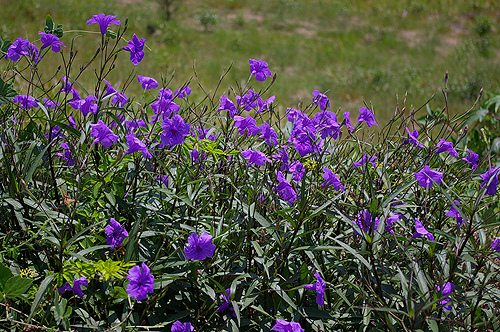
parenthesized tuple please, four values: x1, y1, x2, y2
(0, 12, 499, 332)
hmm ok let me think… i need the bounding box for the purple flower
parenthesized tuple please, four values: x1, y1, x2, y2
(461, 149, 479, 171)
(318, 121, 340, 140)
(272, 146, 290, 171)
(385, 214, 403, 234)
(123, 34, 146, 65)
(68, 113, 76, 129)
(190, 148, 203, 164)
(124, 119, 146, 133)
(175, 86, 191, 99)
(42, 98, 60, 110)
(105, 218, 128, 248)
(404, 127, 423, 148)
(87, 13, 120, 35)
(171, 321, 194, 332)
(312, 90, 330, 111)
(61, 76, 74, 93)
(270, 319, 304, 332)
(289, 161, 305, 182)
(313, 111, 336, 125)
(491, 239, 500, 255)
(321, 167, 344, 191)
(38, 32, 65, 52)
(103, 79, 128, 107)
(137, 75, 159, 90)
(160, 114, 191, 146)
(56, 142, 74, 166)
(29, 43, 41, 63)
(192, 126, 216, 141)
(219, 95, 238, 118)
(343, 111, 353, 131)
(67, 89, 81, 103)
(357, 107, 378, 127)
(249, 58, 272, 82)
(445, 200, 467, 226)
(436, 282, 454, 310)
(125, 133, 152, 159)
(157, 175, 169, 188)
(236, 89, 264, 112)
(241, 149, 271, 167)
(293, 132, 313, 157)
(391, 197, 403, 206)
(151, 89, 180, 117)
(45, 126, 63, 141)
(184, 232, 216, 260)
(70, 95, 98, 116)
(286, 108, 305, 123)
(5, 37, 30, 61)
(257, 95, 275, 113)
(274, 171, 297, 204)
(414, 165, 443, 189)
(217, 288, 237, 316)
(5, 37, 40, 63)
(313, 111, 340, 139)
(353, 153, 377, 173)
(353, 210, 380, 236)
(233, 115, 260, 136)
(259, 121, 278, 146)
(304, 272, 326, 306)
(13, 95, 38, 109)
(126, 262, 155, 301)
(479, 167, 499, 196)
(89, 120, 119, 147)
(58, 277, 88, 298)
(412, 218, 434, 241)
(436, 139, 459, 157)
(290, 116, 316, 139)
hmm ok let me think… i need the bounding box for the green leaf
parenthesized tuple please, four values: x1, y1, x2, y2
(44, 15, 54, 33)
(0, 76, 18, 104)
(466, 108, 489, 124)
(29, 274, 54, 322)
(54, 24, 64, 38)
(4, 276, 33, 299)
(54, 297, 67, 324)
(492, 137, 500, 154)
(485, 94, 500, 113)
(331, 237, 372, 269)
(0, 262, 13, 290)
(303, 307, 334, 319)
(0, 38, 11, 56)
(106, 29, 117, 39)
(427, 319, 439, 332)
(110, 286, 129, 299)
(24, 142, 52, 184)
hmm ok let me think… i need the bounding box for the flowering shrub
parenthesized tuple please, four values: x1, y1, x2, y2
(0, 13, 499, 332)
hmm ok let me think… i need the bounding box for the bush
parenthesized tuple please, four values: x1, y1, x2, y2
(0, 13, 499, 332)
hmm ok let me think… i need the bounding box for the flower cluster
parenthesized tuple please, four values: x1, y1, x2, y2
(58, 277, 89, 298)
(9, 12, 500, 331)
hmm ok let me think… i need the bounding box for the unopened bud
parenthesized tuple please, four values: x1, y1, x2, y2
(271, 72, 277, 84)
(459, 124, 468, 138)
(116, 147, 124, 161)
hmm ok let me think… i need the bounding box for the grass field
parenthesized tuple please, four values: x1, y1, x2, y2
(2, 0, 500, 124)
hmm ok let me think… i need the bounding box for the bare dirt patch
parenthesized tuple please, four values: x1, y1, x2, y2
(400, 30, 426, 48)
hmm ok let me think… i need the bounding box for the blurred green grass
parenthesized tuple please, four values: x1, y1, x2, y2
(1, 0, 500, 123)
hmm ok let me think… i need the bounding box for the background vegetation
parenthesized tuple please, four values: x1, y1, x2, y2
(2, 0, 500, 123)
(1, 1, 500, 331)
